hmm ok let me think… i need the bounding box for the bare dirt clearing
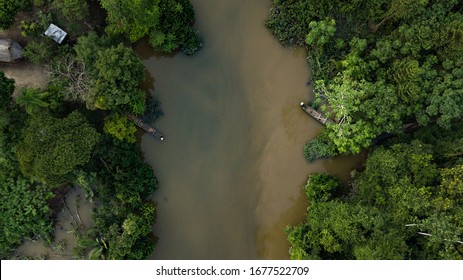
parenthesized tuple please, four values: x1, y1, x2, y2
(1, 12, 49, 97)
(0, 61, 49, 97)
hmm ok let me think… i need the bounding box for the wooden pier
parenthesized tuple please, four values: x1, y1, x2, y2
(299, 102, 333, 125)
(125, 113, 164, 141)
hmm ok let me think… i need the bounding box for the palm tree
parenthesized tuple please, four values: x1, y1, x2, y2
(16, 87, 49, 114)
(76, 237, 107, 260)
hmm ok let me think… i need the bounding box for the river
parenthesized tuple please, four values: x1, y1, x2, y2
(135, 0, 365, 260)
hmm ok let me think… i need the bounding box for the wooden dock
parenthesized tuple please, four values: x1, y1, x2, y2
(125, 113, 164, 141)
(300, 102, 333, 125)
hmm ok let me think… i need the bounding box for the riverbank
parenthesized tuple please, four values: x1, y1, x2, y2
(138, 0, 365, 260)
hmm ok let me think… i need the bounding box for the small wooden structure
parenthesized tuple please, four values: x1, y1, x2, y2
(300, 102, 333, 125)
(0, 39, 23, 62)
(125, 113, 164, 141)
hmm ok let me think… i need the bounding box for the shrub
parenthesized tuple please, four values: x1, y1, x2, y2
(305, 173, 341, 203)
(304, 137, 337, 162)
(24, 40, 54, 64)
(0, 0, 31, 30)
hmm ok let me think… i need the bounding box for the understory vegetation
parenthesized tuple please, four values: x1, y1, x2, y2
(1, 0, 202, 259)
(267, 0, 463, 259)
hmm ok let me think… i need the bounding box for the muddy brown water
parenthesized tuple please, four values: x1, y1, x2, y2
(136, 0, 365, 260)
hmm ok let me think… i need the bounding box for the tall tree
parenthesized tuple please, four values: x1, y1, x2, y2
(103, 113, 137, 143)
(73, 38, 147, 115)
(98, 0, 202, 54)
(288, 137, 463, 259)
(92, 44, 146, 114)
(99, 0, 161, 42)
(16, 110, 100, 184)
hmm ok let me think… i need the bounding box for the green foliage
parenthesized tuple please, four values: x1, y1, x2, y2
(1, 92, 53, 259)
(0, 71, 15, 111)
(288, 127, 463, 259)
(16, 87, 49, 115)
(305, 19, 336, 51)
(39, 84, 65, 111)
(389, 59, 422, 102)
(315, 76, 379, 154)
(269, 0, 463, 155)
(16, 110, 100, 185)
(51, 0, 90, 36)
(98, 0, 202, 54)
(33, 0, 45, 7)
(103, 113, 137, 143)
(266, 0, 338, 46)
(286, 201, 400, 259)
(20, 20, 39, 37)
(0, 101, 27, 167)
(373, 0, 429, 31)
(305, 173, 341, 203)
(74, 136, 158, 259)
(93, 138, 158, 208)
(181, 29, 203, 55)
(105, 203, 155, 259)
(0, 177, 53, 258)
(74, 32, 112, 74)
(20, 10, 53, 38)
(92, 44, 146, 113)
(74, 39, 147, 114)
(24, 40, 54, 64)
(303, 134, 337, 162)
(73, 35, 147, 114)
(73, 170, 97, 202)
(0, 0, 31, 29)
(52, 0, 89, 23)
(141, 97, 164, 123)
(76, 202, 155, 260)
(149, 0, 203, 54)
(100, 0, 160, 42)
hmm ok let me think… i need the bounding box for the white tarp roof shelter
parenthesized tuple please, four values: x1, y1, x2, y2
(0, 39, 23, 62)
(44, 24, 67, 44)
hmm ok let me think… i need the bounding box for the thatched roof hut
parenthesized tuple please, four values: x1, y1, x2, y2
(0, 39, 23, 62)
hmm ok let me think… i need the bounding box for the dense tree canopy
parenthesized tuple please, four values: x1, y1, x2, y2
(268, 0, 463, 155)
(150, 0, 203, 54)
(275, 1, 463, 258)
(0, 177, 53, 258)
(103, 113, 137, 143)
(51, 0, 90, 36)
(74, 137, 158, 259)
(0, 77, 53, 258)
(100, 0, 161, 42)
(71, 35, 147, 115)
(16, 111, 100, 184)
(287, 125, 463, 260)
(92, 44, 146, 114)
(99, 0, 202, 54)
